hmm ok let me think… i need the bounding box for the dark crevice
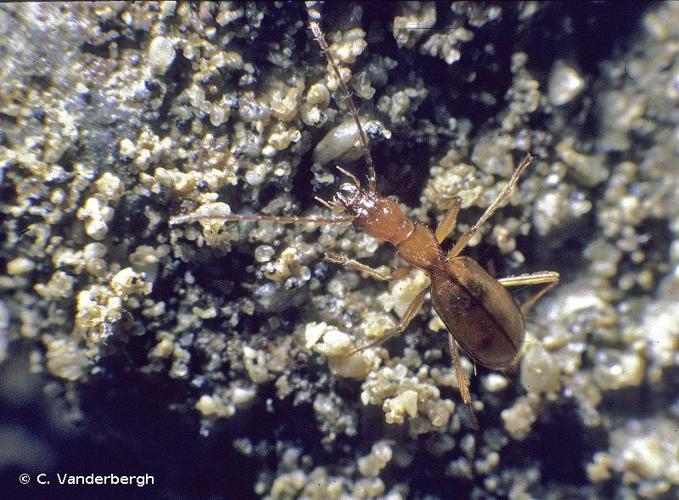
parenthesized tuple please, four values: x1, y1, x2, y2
(502, 400, 608, 486)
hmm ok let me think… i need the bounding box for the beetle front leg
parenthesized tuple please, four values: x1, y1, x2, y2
(324, 253, 411, 282)
(434, 196, 462, 244)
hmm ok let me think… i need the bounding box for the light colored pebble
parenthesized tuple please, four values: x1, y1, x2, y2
(149, 36, 175, 75)
(7, 257, 35, 275)
(548, 60, 585, 106)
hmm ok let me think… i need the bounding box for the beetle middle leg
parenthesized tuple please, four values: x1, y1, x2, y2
(325, 252, 425, 357)
(448, 153, 534, 258)
(344, 287, 427, 358)
(497, 271, 560, 315)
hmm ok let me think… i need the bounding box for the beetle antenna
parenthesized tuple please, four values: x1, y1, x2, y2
(309, 17, 377, 192)
(170, 213, 354, 226)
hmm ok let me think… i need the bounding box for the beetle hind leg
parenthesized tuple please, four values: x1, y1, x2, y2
(448, 333, 479, 430)
(497, 271, 560, 316)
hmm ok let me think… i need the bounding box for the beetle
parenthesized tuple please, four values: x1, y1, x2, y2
(171, 16, 559, 426)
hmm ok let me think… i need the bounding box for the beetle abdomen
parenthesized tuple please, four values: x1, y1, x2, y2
(430, 256, 524, 370)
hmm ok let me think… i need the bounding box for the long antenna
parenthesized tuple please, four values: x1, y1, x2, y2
(309, 19, 377, 192)
(170, 213, 354, 226)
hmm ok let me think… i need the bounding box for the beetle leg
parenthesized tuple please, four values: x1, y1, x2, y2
(519, 281, 559, 316)
(448, 154, 534, 258)
(324, 253, 411, 282)
(497, 271, 560, 287)
(448, 333, 479, 430)
(343, 287, 426, 358)
(434, 196, 462, 244)
(497, 271, 560, 316)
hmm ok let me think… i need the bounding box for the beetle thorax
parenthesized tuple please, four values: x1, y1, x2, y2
(344, 190, 416, 246)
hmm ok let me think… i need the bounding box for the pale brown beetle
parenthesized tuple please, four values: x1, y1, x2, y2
(171, 16, 559, 426)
